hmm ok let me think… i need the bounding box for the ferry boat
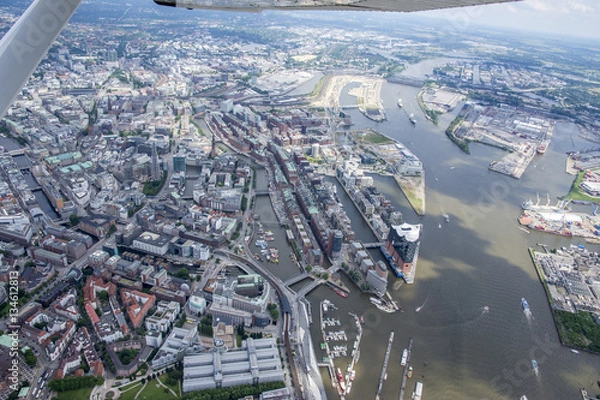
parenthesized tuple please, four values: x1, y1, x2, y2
(409, 114, 417, 125)
(375, 303, 396, 313)
(330, 286, 348, 298)
(397, 98, 403, 108)
(413, 382, 423, 400)
(370, 297, 382, 306)
(521, 298, 530, 312)
(401, 348, 408, 366)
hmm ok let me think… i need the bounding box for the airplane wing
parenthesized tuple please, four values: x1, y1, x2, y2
(0, 0, 82, 119)
(154, 0, 519, 12)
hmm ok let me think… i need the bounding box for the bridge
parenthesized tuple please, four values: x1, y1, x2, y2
(387, 75, 426, 87)
(363, 242, 384, 249)
(284, 273, 313, 287)
(7, 148, 25, 156)
(296, 279, 323, 298)
(254, 190, 270, 196)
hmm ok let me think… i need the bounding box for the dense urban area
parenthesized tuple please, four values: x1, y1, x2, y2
(0, 1, 600, 400)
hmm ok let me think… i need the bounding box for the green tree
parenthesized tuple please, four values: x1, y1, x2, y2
(176, 268, 190, 280)
(23, 349, 37, 367)
(68, 213, 80, 227)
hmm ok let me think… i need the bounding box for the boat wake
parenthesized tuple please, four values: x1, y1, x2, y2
(415, 296, 429, 313)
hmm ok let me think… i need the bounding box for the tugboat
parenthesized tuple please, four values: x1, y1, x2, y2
(409, 113, 417, 125)
(397, 98, 403, 108)
(407, 365, 413, 378)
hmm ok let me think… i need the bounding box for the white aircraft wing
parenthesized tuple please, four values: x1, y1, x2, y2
(0, 0, 82, 119)
(154, 0, 519, 12)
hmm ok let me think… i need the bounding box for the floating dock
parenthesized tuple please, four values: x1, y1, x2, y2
(375, 330, 395, 400)
(398, 337, 414, 400)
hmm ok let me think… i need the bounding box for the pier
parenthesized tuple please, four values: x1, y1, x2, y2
(398, 337, 414, 400)
(375, 330, 394, 400)
(319, 300, 339, 395)
(346, 312, 363, 392)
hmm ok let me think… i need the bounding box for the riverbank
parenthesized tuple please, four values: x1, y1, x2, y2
(394, 174, 425, 216)
(529, 247, 600, 354)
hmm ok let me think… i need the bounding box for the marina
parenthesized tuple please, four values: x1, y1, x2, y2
(319, 300, 364, 397)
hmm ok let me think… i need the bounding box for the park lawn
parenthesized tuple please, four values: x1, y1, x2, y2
(118, 380, 142, 392)
(157, 373, 180, 397)
(135, 378, 179, 400)
(55, 387, 94, 400)
(118, 384, 144, 400)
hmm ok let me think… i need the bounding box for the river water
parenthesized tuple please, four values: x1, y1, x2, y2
(254, 81, 600, 399)
(3, 74, 599, 398)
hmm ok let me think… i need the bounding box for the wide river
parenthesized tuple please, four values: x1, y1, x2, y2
(257, 80, 600, 400)
(3, 74, 599, 399)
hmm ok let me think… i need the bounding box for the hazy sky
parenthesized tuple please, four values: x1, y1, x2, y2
(423, 0, 600, 41)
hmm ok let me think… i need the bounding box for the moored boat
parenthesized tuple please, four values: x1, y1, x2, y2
(401, 348, 408, 366)
(331, 286, 348, 298)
